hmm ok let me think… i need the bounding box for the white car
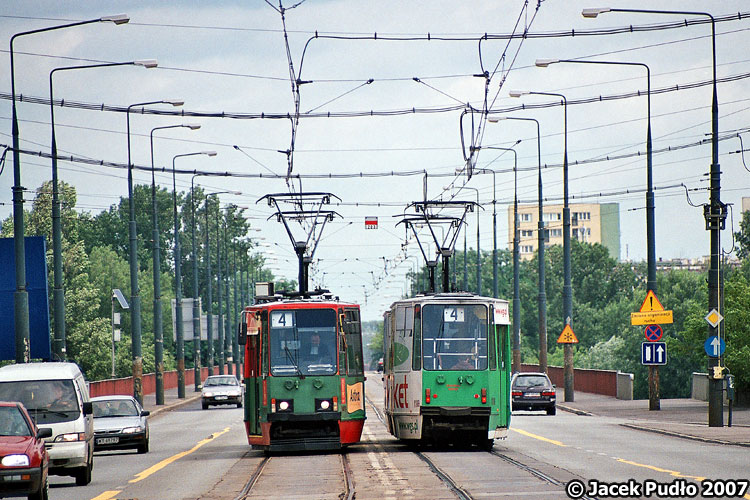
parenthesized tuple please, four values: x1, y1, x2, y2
(201, 376, 243, 410)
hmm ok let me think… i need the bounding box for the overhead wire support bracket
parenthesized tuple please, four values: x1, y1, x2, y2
(257, 191, 341, 294)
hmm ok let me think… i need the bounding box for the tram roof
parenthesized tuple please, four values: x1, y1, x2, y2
(246, 295, 359, 310)
(385, 292, 509, 310)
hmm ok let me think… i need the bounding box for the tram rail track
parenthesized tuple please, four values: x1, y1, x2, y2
(365, 395, 596, 500)
(233, 455, 271, 500)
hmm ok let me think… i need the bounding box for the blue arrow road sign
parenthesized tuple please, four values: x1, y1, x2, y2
(704, 336, 725, 357)
(642, 342, 667, 365)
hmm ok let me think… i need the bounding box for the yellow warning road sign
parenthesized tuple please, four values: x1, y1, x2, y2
(631, 310, 673, 325)
(639, 290, 665, 312)
(557, 324, 579, 344)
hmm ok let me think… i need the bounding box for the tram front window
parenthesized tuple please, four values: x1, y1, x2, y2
(270, 308, 337, 376)
(421, 304, 488, 371)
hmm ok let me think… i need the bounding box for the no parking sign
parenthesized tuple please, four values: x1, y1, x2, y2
(644, 324, 662, 342)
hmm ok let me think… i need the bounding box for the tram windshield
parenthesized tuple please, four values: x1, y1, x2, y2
(421, 304, 488, 371)
(269, 308, 337, 376)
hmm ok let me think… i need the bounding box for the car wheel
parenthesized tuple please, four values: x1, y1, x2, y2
(237, 401, 242, 408)
(546, 406, 556, 416)
(75, 461, 92, 486)
(202, 402, 209, 410)
(137, 438, 149, 454)
(28, 476, 48, 500)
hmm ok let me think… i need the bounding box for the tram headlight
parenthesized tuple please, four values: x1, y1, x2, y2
(315, 398, 334, 412)
(276, 399, 293, 412)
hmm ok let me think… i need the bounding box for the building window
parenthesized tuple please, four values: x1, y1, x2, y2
(543, 212, 561, 222)
(520, 213, 532, 222)
(521, 245, 534, 253)
(550, 229, 562, 238)
(521, 230, 534, 238)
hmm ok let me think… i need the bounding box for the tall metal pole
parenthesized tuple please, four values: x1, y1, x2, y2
(172, 155, 185, 398)
(205, 197, 214, 375)
(490, 117, 546, 372)
(10, 15, 128, 363)
(224, 218, 232, 375)
(216, 211, 225, 375)
(233, 240, 240, 377)
(150, 124, 199, 404)
(191, 176, 202, 390)
(128, 99, 183, 405)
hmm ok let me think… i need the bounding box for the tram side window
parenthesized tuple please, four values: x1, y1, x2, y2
(421, 304, 488, 371)
(344, 309, 364, 376)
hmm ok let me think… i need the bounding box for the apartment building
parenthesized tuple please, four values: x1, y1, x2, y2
(507, 202, 620, 261)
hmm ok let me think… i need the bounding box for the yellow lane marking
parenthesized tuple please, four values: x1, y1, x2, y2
(129, 427, 231, 483)
(510, 428, 567, 447)
(616, 458, 706, 481)
(90, 491, 121, 500)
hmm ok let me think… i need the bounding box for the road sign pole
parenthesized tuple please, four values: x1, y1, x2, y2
(649, 366, 660, 410)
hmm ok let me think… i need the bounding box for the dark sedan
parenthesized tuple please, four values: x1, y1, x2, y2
(91, 396, 150, 454)
(0, 401, 52, 500)
(511, 372, 556, 415)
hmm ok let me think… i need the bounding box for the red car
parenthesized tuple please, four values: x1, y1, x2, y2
(0, 401, 52, 500)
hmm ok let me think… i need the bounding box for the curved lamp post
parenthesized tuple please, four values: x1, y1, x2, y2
(10, 13, 129, 363)
(489, 116, 547, 372)
(49, 59, 156, 361)
(584, 5, 723, 425)
(169, 151, 214, 395)
(149, 123, 201, 404)
(510, 89, 573, 401)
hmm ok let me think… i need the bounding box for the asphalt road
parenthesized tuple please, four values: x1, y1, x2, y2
(49, 399, 247, 500)
(50, 377, 749, 499)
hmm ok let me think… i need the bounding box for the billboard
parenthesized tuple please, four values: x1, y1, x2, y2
(0, 237, 52, 361)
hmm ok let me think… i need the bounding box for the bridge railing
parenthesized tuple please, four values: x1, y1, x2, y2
(520, 364, 633, 399)
(89, 364, 235, 398)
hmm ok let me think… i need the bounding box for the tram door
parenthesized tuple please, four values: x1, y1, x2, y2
(244, 311, 262, 436)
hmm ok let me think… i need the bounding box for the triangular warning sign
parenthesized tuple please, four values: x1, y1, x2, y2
(557, 324, 578, 344)
(639, 290, 665, 313)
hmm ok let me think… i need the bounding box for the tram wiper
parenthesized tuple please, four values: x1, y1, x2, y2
(283, 341, 303, 378)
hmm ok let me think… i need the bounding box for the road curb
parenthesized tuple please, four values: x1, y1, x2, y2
(557, 404, 593, 416)
(147, 394, 202, 417)
(619, 423, 750, 448)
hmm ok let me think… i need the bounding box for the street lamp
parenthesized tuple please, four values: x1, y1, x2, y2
(149, 124, 201, 404)
(10, 13, 129, 363)
(49, 59, 156, 361)
(583, 5, 723, 426)
(198, 188, 239, 377)
(127, 98, 182, 405)
(510, 89, 573, 401)
(489, 116, 547, 373)
(472, 146, 519, 371)
(168, 152, 214, 394)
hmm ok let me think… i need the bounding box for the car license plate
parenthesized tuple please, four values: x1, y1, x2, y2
(97, 437, 119, 445)
(215, 396, 227, 400)
(526, 393, 540, 398)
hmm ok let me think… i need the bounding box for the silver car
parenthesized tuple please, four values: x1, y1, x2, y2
(91, 396, 150, 454)
(201, 376, 243, 410)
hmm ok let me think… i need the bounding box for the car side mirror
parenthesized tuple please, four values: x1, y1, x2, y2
(82, 402, 93, 416)
(141, 410, 150, 417)
(37, 427, 52, 439)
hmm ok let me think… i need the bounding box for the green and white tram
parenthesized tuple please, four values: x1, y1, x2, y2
(383, 292, 512, 449)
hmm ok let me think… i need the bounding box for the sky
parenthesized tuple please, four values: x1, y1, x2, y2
(1, 1, 749, 321)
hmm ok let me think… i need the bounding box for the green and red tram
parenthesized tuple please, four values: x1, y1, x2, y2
(383, 292, 512, 449)
(238, 290, 365, 452)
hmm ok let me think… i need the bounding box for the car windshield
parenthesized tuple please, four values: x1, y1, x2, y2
(0, 406, 32, 437)
(513, 376, 550, 388)
(92, 399, 138, 418)
(422, 304, 489, 371)
(270, 308, 337, 376)
(0, 379, 79, 424)
(204, 377, 237, 387)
